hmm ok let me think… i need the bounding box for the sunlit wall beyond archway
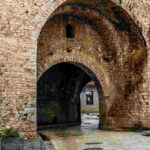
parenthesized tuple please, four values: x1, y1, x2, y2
(80, 81, 100, 114)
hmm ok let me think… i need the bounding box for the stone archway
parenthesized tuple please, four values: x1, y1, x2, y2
(36, 0, 147, 132)
(0, 0, 150, 139)
(37, 62, 104, 129)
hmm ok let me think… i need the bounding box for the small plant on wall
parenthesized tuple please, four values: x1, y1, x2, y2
(0, 126, 24, 150)
(132, 121, 147, 131)
(0, 126, 20, 138)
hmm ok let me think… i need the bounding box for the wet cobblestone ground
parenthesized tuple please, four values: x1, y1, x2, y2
(40, 114, 150, 150)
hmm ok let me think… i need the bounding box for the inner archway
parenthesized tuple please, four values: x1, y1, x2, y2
(37, 62, 103, 130)
(80, 81, 100, 114)
(80, 81, 100, 130)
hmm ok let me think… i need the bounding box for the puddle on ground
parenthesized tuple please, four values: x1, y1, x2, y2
(84, 148, 103, 150)
(85, 142, 103, 145)
(54, 129, 83, 137)
(39, 113, 150, 150)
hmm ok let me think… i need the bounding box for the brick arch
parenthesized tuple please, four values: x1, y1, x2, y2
(37, 52, 112, 128)
(31, 0, 146, 44)
(37, 60, 107, 128)
(35, 0, 140, 97)
(36, 0, 147, 130)
(38, 53, 111, 97)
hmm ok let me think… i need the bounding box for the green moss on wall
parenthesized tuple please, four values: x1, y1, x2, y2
(80, 51, 110, 84)
(132, 122, 148, 131)
(127, 47, 145, 72)
(37, 65, 42, 77)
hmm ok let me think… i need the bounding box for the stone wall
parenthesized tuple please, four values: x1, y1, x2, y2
(120, 0, 150, 130)
(0, 0, 150, 138)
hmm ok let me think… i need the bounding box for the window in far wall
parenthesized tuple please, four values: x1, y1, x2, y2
(86, 91, 94, 105)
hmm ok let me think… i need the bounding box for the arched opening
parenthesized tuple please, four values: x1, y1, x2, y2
(37, 62, 103, 131)
(80, 81, 99, 114)
(66, 24, 74, 38)
(36, 0, 147, 135)
(80, 81, 100, 129)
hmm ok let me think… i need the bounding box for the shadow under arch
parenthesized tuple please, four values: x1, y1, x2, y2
(37, 61, 104, 130)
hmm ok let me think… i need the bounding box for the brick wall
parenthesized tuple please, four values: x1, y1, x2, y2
(0, 0, 149, 138)
(121, 0, 150, 129)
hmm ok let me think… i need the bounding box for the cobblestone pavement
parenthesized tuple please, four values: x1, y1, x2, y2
(0, 138, 46, 150)
(40, 114, 150, 150)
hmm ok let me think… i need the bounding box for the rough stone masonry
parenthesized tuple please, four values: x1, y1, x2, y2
(0, 0, 150, 138)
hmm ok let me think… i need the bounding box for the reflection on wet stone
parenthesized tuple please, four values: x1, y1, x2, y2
(85, 142, 103, 145)
(83, 148, 103, 150)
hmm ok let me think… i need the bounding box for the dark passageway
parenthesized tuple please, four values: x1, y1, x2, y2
(37, 62, 102, 129)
